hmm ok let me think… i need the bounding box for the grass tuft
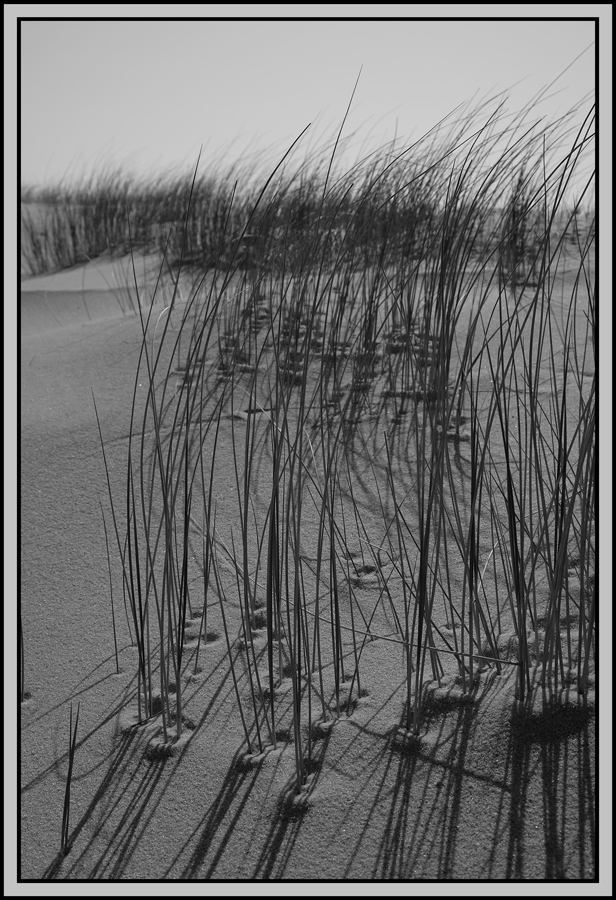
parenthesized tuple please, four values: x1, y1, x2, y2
(55, 83, 595, 799)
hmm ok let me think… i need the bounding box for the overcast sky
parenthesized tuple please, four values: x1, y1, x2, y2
(17, 9, 597, 188)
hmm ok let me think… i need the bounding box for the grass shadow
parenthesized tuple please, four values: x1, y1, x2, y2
(503, 689, 596, 879)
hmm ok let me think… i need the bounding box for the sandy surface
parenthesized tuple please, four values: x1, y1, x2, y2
(17, 255, 600, 889)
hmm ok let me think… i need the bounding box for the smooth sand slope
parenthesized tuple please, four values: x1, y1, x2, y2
(19, 255, 596, 883)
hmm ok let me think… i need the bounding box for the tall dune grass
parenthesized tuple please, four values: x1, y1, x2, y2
(60, 701, 80, 857)
(48, 89, 597, 794)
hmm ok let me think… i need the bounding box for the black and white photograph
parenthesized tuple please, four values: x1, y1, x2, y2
(10, 5, 608, 892)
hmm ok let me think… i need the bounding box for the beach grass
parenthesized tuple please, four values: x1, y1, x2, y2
(21, 86, 596, 875)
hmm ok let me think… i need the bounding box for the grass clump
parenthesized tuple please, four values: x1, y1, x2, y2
(69, 84, 597, 794)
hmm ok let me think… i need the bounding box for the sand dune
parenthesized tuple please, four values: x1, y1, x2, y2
(19, 253, 597, 883)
